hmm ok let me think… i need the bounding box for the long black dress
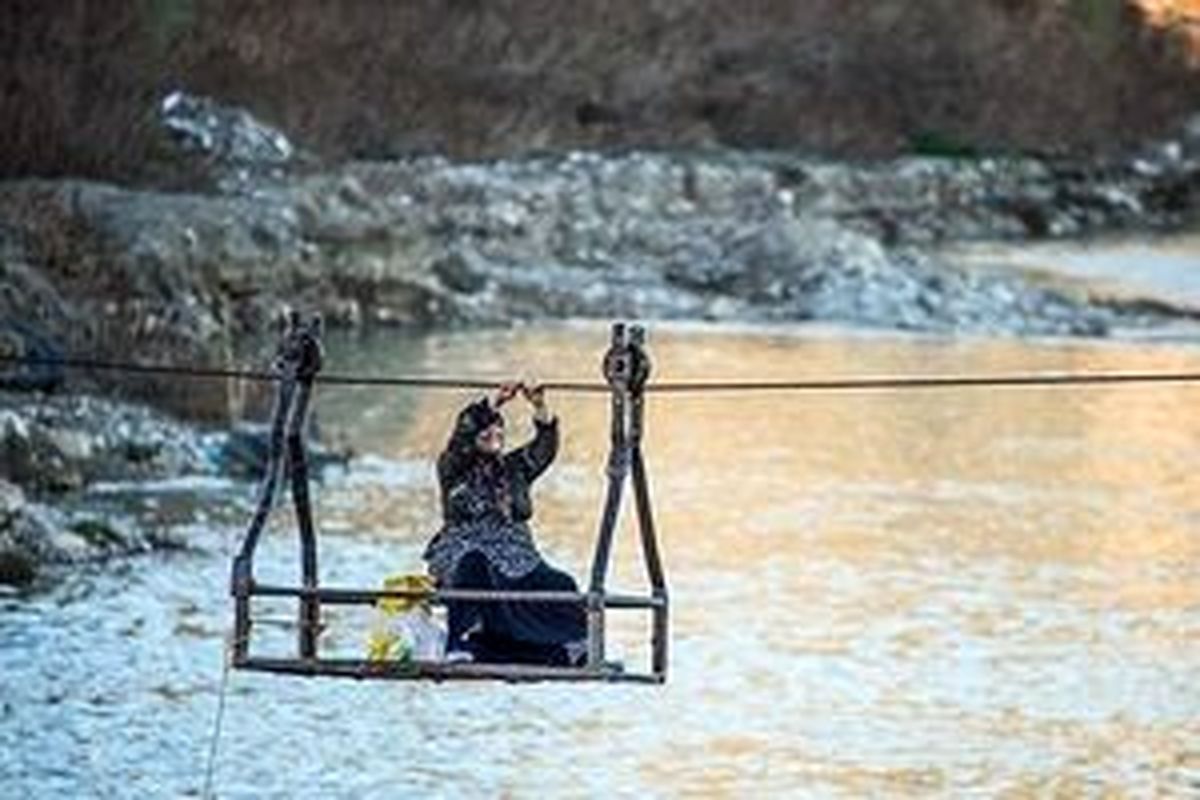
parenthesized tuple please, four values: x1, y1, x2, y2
(423, 399, 586, 666)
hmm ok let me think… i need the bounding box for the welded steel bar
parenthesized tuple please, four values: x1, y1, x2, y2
(624, 325, 670, 677)
(230, 323, 299, 663)
(238, 657, 663, 684)
(286, 320, 323, 660)
(249, 584, 665, 608)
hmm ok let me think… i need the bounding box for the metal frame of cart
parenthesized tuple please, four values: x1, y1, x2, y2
(229, 316, 669, 684)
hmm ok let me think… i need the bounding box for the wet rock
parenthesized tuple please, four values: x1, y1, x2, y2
(160, 90, 295, 168)
(0, 480, 25, 530)
(0, 393, 211, 493)
(0, 380, 361, 586)
(0, 321, 64, 393)
(0, 408, 85, 492)
(66, 516, 147, 555)
(0, 478, 157, 586)
(0, 481, 61, 585)
(432, 248, 490, 295)
(0, 551, 35, 586)
(203, 421, 352, 480)
(144, 527, 190, 552)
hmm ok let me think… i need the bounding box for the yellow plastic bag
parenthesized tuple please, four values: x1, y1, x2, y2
(366, 574, 444, 662)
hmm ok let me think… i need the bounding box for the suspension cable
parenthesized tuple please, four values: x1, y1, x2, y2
(5, 352, 1200, 394)
(644, 372, 1200, 393)
(0, 353, 610, 392)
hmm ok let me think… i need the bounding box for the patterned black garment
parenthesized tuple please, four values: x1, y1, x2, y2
(423, 398, 586, 664)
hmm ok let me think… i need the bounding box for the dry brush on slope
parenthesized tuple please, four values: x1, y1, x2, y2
(1, 0, 1198, 182)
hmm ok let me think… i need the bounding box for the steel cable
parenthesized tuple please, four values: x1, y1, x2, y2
(6, 352, 1200, 394)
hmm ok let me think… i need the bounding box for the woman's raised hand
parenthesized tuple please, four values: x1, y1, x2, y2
(521, 382, 552, 422)
(493, 381, 523, 407)
(493, 381, 550, 419)
(520, 381, 545, 406)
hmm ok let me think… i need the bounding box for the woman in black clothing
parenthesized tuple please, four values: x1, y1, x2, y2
(424, 382, 586, 666)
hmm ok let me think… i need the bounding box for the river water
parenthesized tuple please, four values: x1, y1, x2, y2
(947, 232, 1200, 312)
(3, 321, 1200, 798)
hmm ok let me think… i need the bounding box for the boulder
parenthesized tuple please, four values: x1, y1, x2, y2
(0, 321, 65, 394)
(0, 492, 152, 586)
(203, 421, 352, 480)
(0, 479, 25, 529)
(0, 394, 211, 493)
(0, 480, 62, 585)
(160, 90, 295, 168)
(0, 408, 84, 492)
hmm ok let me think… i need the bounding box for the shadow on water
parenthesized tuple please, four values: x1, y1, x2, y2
(4, 321, 1200, 797)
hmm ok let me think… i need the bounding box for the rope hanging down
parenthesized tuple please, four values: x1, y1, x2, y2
(5, 352, 1200, 394)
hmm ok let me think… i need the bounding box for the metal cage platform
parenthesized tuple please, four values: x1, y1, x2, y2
(229, 317, 668, 684)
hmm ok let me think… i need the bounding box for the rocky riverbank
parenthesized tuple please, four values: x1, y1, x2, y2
(0, 389, 349, 587)
(0, 392, 207, 586)
(3, 105, 1199, 421)
(2, 96, 1199, 585)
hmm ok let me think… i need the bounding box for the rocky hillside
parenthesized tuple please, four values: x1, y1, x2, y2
(2, 0, 1199, 181)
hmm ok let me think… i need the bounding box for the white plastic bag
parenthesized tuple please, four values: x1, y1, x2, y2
(366, 574, 446, 663)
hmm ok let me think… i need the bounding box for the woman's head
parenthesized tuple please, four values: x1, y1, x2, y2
(476, 418, 505, 455)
